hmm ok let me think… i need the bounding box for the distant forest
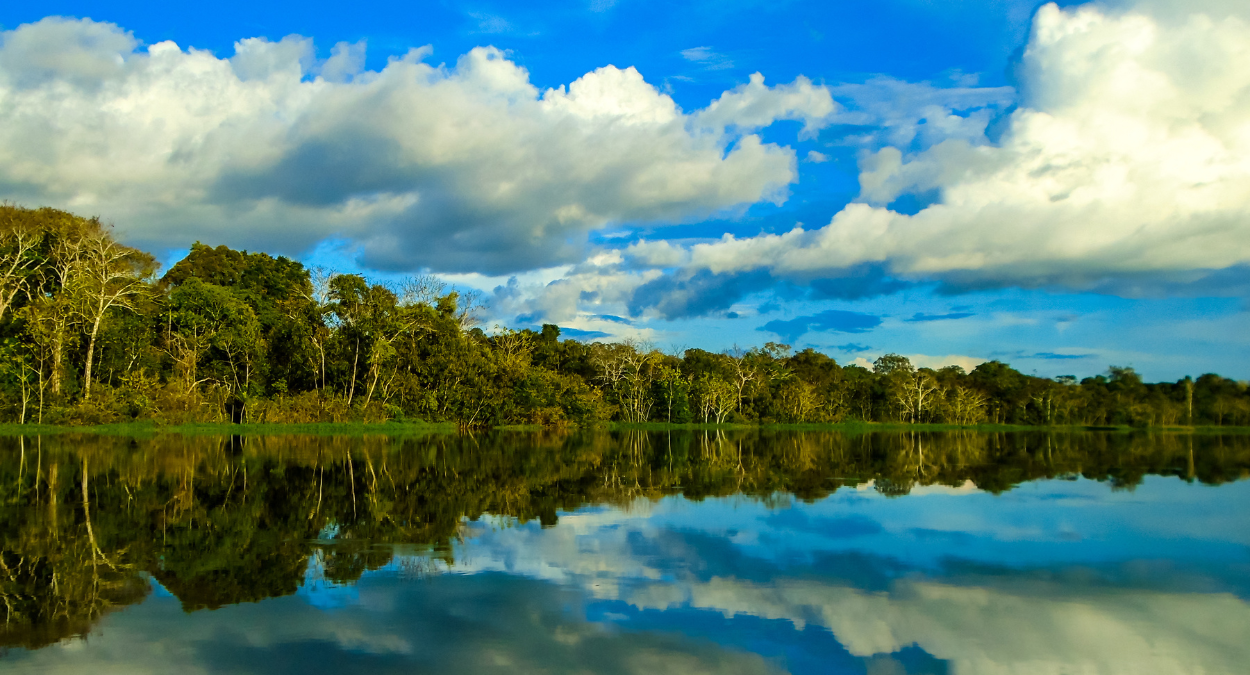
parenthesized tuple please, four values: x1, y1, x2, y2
(0, 204, 1247, 428)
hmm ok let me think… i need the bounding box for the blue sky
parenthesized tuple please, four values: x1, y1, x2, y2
(3, 0, 1249, 381)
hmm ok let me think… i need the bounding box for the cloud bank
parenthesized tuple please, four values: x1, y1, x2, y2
(670, 1, 1250, 295)
(497, 0, 1250, 332)
(0, 17, 835, 274)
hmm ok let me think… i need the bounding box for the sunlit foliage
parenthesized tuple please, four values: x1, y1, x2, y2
(0, 204, 1247, 428)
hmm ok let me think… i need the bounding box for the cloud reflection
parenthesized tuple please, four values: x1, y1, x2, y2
(8, 477, 1249, 675)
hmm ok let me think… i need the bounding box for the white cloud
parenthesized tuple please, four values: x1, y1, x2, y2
(0, 17, 827, 274)
(678, 46, 734, 71)
(904, 353, 986, 371)
(489, 251, 660, 330)
(660, 2, 1250, 293)
(320, 40, 367, 83)
(827, 76, 1014, 150)
(694, 72, 836, 137)
(679, 46, 716, 62)
(624, 239, 689, 268)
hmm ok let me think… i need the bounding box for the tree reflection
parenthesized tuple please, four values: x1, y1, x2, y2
(0, 429, 1247, 649)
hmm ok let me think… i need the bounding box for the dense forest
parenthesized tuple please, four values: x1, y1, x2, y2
(1, 204, 1247, 428)
(2, 429, 1248, 647)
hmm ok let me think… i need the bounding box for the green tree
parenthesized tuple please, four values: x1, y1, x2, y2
(164, 278, 262, 400)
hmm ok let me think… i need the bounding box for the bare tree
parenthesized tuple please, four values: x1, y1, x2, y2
(73, 230, 156, 400)
(593, 340, 659, 422)
(307, 266, 339, 305)
(303, 266, 339, 391)
(726, 345, 757, 413)
(0, 220, 43, 322)
(896, 370, 941, 423)
(690, 373, 735, 423)
(948, 386, 988, 425)
(397, 274, 447, 307)
(778, 379, 819, 422)
(455, 288, 487, 330)
(42, 234, 88, 396)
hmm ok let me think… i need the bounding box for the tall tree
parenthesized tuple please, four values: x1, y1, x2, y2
(0, 207, 45, 322)
(73, 230, 156, 400)
(163, 279, 260, 396)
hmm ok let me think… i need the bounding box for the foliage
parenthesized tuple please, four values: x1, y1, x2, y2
(0, 204, 1247, 428)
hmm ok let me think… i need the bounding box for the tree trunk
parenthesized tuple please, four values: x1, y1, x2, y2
(83, 312, 104, 400)
(51, 330, 63, 396)
(1185, 378, 1194, 425)
(347, 337, 360, 406)
(365, 361, 380, 407)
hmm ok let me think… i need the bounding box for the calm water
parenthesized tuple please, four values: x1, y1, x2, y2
(1, 430, 1248, 674)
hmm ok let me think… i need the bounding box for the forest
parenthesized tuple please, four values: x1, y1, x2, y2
(1, 203, 1248, 428)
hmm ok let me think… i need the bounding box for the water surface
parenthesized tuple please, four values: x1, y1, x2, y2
(1, 430, 1247, 674)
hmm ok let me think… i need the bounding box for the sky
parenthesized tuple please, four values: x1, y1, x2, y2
(2, 0, 1249, 381)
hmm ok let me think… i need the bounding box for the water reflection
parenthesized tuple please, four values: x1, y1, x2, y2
(1, 430, 1248, 673)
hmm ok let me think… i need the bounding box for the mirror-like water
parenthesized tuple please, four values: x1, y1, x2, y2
(1, 430, 1248, 674)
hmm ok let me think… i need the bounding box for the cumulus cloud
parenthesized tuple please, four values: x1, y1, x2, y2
(650, 1, 1250, 295)
(0, 17, 834, 274)
(629, 269, 772, 320)
(694, 72, 836, 137)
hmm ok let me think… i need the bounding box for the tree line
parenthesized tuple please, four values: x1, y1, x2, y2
(2, 429, 1247, 647)
(1, 204, 1247, 428)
